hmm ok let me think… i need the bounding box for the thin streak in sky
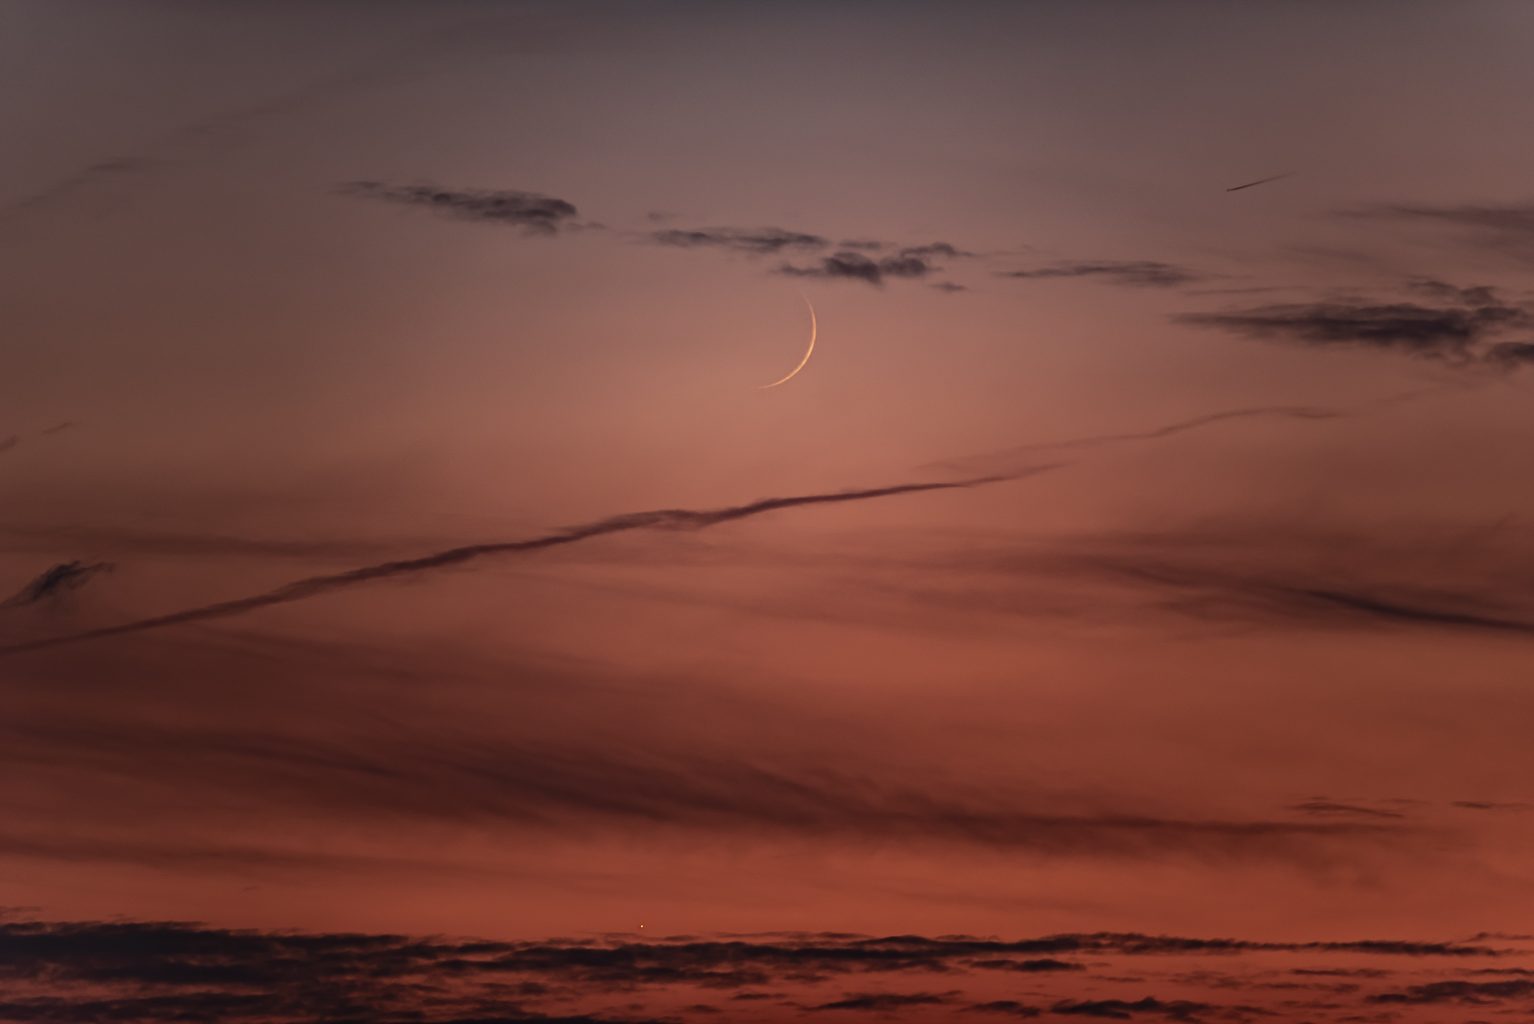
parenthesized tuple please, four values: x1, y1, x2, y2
(1226, 173, 1294, 193)
(0, 471, 1049, 656)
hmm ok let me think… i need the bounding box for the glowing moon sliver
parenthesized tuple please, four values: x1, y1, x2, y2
(758, 294, 817, 389)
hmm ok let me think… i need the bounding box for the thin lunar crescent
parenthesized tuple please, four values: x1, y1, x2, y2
(758, 294, 817, 389)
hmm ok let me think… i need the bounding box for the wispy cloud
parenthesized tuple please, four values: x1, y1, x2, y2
(340, 181, 582, 234)
(1176, 284, 1534, 366)
(899, 242, 974, 260)
(649, 226, 828, 253)
(1343, 201, 1534, 261)
(922, 523, 1534, 642)
(1050, 996, 1210, 1020)
(0, 709, 1394, 861)
(779, 250, 939, 286)
(809, 992, 957, 1011)
(1288, 801, 1407, 821)
(648, 227, 969, 288)
(1000, 261, 1201, 288)
(1369, 977, 1534, 1005)
(0, 916, 1514, 1024)
(1451, 800, 1532, 812)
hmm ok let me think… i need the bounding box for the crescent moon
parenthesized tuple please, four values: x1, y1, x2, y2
(758, 294, 817, 389)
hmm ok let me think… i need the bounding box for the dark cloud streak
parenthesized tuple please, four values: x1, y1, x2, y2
(779, 250, 938, 286)
(1000, 261, 1200, 288)
(648, 226, 828, 253)
(0, 710, 1398, 860)
(1344, 201, 1534, 262)
(340, 181, 581, 235)
(0, 916, 1509, 1024)
(962, 528, 1534, 641)
(1176, 291, 1532, 364)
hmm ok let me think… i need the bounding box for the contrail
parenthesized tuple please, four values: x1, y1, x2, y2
(0, 471, 1049, 656)
(924, 405, 1342, 475)
(926, 385, 1463, 477)
(1226, 172, 1294, 193)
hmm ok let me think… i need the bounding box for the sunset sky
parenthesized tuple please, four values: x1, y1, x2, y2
(5, 2, 1534, 1021)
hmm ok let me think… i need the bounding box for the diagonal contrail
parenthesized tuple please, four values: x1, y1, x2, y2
(0, 470, 1052, 656)
(925, 385, 1462, 477)
(1226, 172, 1294, 193)
(922, 405, 1342, 474)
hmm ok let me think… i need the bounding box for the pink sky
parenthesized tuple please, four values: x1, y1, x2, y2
(3, 2, 1534, 1021)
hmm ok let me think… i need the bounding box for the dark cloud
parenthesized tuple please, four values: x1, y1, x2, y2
(1450, 800, 1531, 812)
(648, 226, 827, 254)
(12, 918, 1491, 984)
(778, 251, 937, 286)
(646, 233, 971, 269)
(1405, 278, 1504, 306)
(4, 561, 113, 608)
(0, 713, 1397, 861)
(968, 957, 1083, 973)
(1368, 978, 1534, 1005)
(871, 254, 933, 279)
(340, 181, 581, 235)
(0, 471, 1029, 655)
(810, 991, 956, 1011)
(1050, 997, 1210, 1020)
(0, 916, 1508, 1024)
(1177, 285, 1533, 365)
(651, 230, 968, 286)
(1249, 583, 1534, 635)
(1484, 340, 1534, 367)
(965, 1000, 1042, 1017)
(1287, 801, 1407, 820)
(1000, 261, 1200, 288)
(1344, 201, 1534, 260)
(931, 281, 968, 293)
(952, 526, 1534, 641)
(898, 242, 972, 259)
